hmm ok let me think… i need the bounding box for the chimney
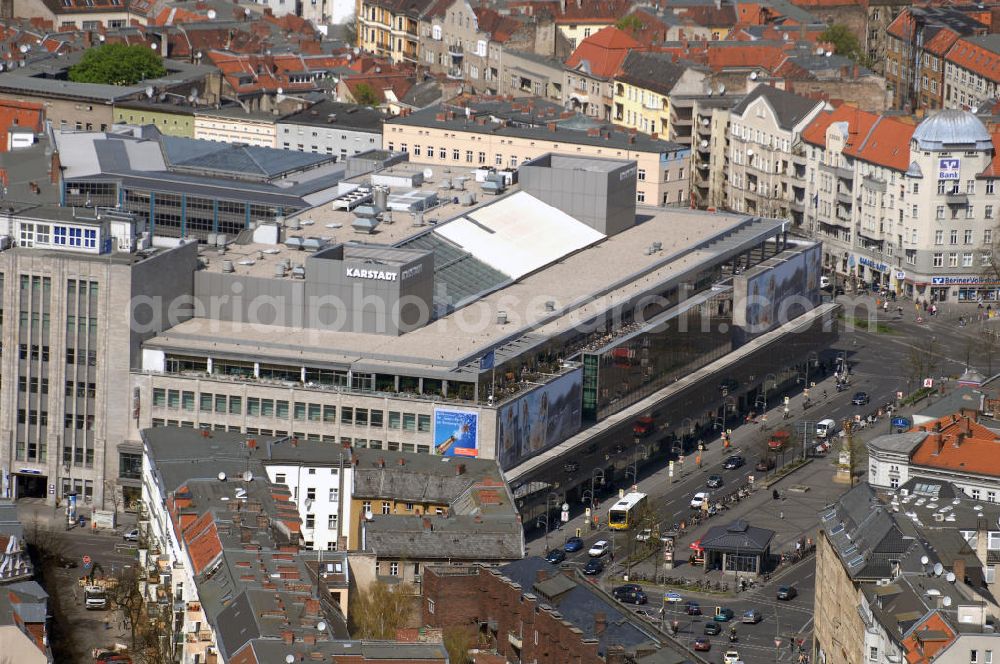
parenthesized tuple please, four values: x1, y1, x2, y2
(954, 558, 967, 584)
(955, 432, 966, 448)
(397, 457, 405, 466)
(964, 415, 973, 435)
(594, 612, 607, 636)
(547, 122, 557, 131)
(341, 440, 351, 449)
(281, 630, 294, 644)
(49, 151, 61, 185)
(853, 64, 859, 78)
(932, 433, 944, 455)
(247, 439, 256, 450)
(456, 463, 466, 476)
(379, 458, 385, 469)
(651, 132, 658, 140)
(606, 646, 626, 664)
(422, 517, 433, 531)
(536, 569, 550, 583)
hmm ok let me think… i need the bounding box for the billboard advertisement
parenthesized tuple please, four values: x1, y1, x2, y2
(498, 367, 584, 469)
(804, 243, 823, 307)
(433, 409, 480, 457)
(733, 244, 821, 342)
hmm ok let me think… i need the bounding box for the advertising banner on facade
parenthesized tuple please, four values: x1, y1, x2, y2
(497, 367, 583, 469)
(433, 408, 480, 457)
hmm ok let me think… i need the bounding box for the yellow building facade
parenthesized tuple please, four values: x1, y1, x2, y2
(613, 79, 671, 136)
(114, 104, 195, 137)
(356, 0, 422, 64)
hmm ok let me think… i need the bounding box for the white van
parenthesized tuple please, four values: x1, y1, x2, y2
(816, 419, 837, 439)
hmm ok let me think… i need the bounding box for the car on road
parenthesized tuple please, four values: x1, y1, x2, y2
(852, 391, 870, 405)
(123, 528, 139, 542)
(588, 540, 610, 557)
(563, 461, 579, 473)
(723, 455, 745, 469)
(545, 549, 566, 564)
(693, 637, 712, 652)
(685, 601, 702, 615)
(777, 585, 798, 600)
(713, 608, 735, 622)
(633, 416, 656, 437)
(564, 537, 584, 553)
(96, 652, 132, 663)
(816, 418, 837, 438)
(719, 378, 738, 393)
(706, 474, 724, 488)
(724, 650, 742, 664)
(583, 558, 604, 575)
(636, 528, 652, 542)
(741, 609, 762, 624)
(663, 591, 684, 603)
(613, 584, 647, 604)
(704, 622, 722, 636)
(690, 492, 710, 509)
(755, 457, 776, 472)
(768, 430, 791, 450)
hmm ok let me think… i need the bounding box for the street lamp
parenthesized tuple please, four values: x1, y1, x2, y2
(590, 468, 605, 510)
(757, 372, 777, 413)
(537, 514, 550, 551)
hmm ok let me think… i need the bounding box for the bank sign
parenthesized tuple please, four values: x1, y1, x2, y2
(930, 276, 1000, 286)
(938, 158, 960, 180)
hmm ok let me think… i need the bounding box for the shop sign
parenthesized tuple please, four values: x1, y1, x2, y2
(858, 256, 888, 272)
(938, 158, 961, 180)
(931, 276, 1000, 286)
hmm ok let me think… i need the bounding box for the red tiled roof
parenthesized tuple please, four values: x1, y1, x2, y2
(902, 613, 956, 664)
(474, 7, 522, 43)
(801, 104, 914, 171)
(978, 132, 1000, 177)
(923, 27, 960, 56)
(909, 413, 1000, 477)
(0, 100, 41, 152)
(182, 511, 223, 575)
(946, 36, 1000, 83)
(566, 26, 643, 79)
(552, 0, 632, 24)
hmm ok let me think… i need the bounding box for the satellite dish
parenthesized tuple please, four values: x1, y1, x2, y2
(17, 44, 27, 54)
(943, 596, 953, 607)
(145, 86, 154, 98)
(749, 71, 758, 81)
(934, 562, 944, 576)
(700, 139, 708, 148)
(920, 555, 930, 565)
(285, 656, 295, 664)
(317, 621, 327, 631)
(217, 472, 227, 481)
(207, 9, 217, 19)
(423, 168, 434, 179)
(816, 46, 824, 55)
(375, 66, 382, 73)
(245, 7, 252, 16)
(972, 106, 980, 114)
(277, 87, 284, 95)
(825, 51, 832, 57)
(717, 83, 725, 95)
(158, 93, 167, 102)
(364, 510, 374, 521)
(353, 46, 361, 55)
(946, 572, 956, 583)
(98, 34, 106, 42)
(747, 148, 754, 156)
(187, 95, 195, 103)
(701, 118, 710, 126)
(150, 42, 158, 50)
(242, 470, 253, 482)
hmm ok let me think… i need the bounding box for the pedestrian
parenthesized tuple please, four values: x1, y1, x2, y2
(780, 510, 784, 519)
(789, 640, 795, 653)
(883, 301, 889, 313)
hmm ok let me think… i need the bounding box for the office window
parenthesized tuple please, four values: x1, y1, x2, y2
(328, 514, 338, 528)
(341, 407, 354, 425)
(153, 388, 166, 407)
(228, 396, 242, 415)
(323, 405, 336, 422)
(308, 404, 321, 422)
(389, 411, 401, 429)
(417, 414, 431, 433)
(305, 514, 315, 528)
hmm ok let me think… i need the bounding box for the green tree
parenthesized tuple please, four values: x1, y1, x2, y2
(820, 24, 863, 63)
(349, 580, 415, 638)
(353, 82, 381, 107)
(615, 14, 644, 33)
(68, 44, 167, 86)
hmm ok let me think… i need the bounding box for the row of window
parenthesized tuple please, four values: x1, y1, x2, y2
(934, 229, 993, 245)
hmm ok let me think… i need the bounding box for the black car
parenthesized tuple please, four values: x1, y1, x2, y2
(723, 455, 745, 469)
(777, 585, 798, 601)
(704, 622, 722, 636)
(685, 601, 702, 615)
(545, 549, 566, 564)
(583, 558, 604, 575)
(852, 391, 870, 406)
(613, 584, 647, 604)
(563, 461, 579, 473)
(706, 474, 724, 488)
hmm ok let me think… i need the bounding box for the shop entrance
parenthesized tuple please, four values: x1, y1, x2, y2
(14, 473, 47, 499)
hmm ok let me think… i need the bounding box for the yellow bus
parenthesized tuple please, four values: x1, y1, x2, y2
(608, 492, 648, 530)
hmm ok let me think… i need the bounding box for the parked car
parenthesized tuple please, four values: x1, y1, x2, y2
(719, 378, 739, 393)
(563, 461, 579, 473)
(713, 608, 735, 622)
(123, 528, 139, 542)
(564, 537, 584, 553)
(777, 585, 798, 601)
(588, 540, 610, 557)
(852, 391, 870, 406)
(741, 609, 762, 624)
(685, 601, 702, 615)
(636, 528, 652, 542)
(633, 416, 656, 437)
(704, 622, 722, 635)
(690, 492, 710, 509)
(663, 591, 684, 603)
(755, 457, 776, 472)
(706, 475, 724, 488)
(54, 555, 78, 569)
(693, 638, 712, 652)
(723, 455, 745, 469)
(583, 558, 604, 575)
(613, 584, 646, 604)
(545, 549, 566, 564)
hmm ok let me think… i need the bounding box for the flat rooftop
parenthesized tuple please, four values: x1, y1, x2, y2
(147, 206, 782, 374)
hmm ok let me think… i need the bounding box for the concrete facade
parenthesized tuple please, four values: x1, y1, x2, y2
(194, 108, 279, 148)
(276, 102, 383, 159)
(498, 50, 565, 102)
(813, 530, 867, 664)
(420, 0, 502, 93)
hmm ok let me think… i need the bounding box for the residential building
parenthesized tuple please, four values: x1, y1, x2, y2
(498, 50, 565, 102)
(0, 502, 49, 663)
(725, 84, 826, 226)
(864, 0, 913, 76)
(193, 107, 279, 148)
(383, 97, 690, 205)
(564, 26, 641, 122)
(423, 558, 687, 663)
(884, 7, 986, 111)
(10, 0, 147, 29)
(691, 95, 741, 210)
(113, 101, 196, 139)
(0, 205, 198, 509)
(356, 0, 434, 64)
(814, 480, 1000, 664)
(277, 100, 383, 159)
(547, 0, 631, 50)
(0, 101, 43, 152)
(611, 51, 707, 138)
(943, 34, 1000, 111)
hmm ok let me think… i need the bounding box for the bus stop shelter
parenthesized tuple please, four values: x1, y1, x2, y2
(699, 519, 774, 576)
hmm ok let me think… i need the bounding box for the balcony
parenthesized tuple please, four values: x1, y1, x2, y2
(820, 162, 854, 180)
(508, 631, 523, 648)
(790, 200, 805, 213)
(446, 67, 464, 80)
(863, 175, 887, 192)
(447, 43, 464, 57)
(945, 192, 969, 206)
(836, 191, 854, 206)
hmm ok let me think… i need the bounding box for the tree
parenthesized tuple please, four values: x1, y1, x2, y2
(104, 480, 124, 522)
(443, 626, 474, 664)
(906, 337, 940, 393)
(820, 24, 863, 63)
(353, 82, 381, 107)
(615, 15, 644, 33)
(68, 44, 167, 86)
(106, 566, 145, 649)
(349, 580, 416, 638)
(344, 14, 359, 47)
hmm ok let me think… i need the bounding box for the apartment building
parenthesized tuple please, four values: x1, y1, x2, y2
(419, 0, 517, 93)
(498, 50, 565, 102)
(725, 85, 826, 227)
(0, 206, 197, 510)
(276, 100, 383, 159)
(356, 0, 433, 64)
(611, 52, 707, 138)
(10, 0, 147, 29)
(691, 95, 741, 210)
(564, 26, 641, 122)
(943, 34, 1000, 111)
(804, 108, 1000, 302)
(193, 107, 279, 148)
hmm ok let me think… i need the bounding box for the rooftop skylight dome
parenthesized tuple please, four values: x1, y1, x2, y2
(912, 109, 992, 151)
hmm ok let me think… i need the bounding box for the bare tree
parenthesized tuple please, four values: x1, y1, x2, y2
(103, 481, 124, 523)
(906, 337, 940, 393)
(349, 580, 416, 639)
(106, 566, 145, 649)
(443, 626, 474, 664)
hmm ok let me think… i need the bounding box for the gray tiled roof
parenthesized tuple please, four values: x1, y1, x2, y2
(867, 431, 928, 456)
(364, 514, 522, 560)
(616, 52, 691, 98)
(278, 100, 385, 133)
(700, 519, 774, 553)
(732, 84, 822, 131)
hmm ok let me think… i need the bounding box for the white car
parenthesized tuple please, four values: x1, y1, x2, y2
(636, 528, 652, 542)
(588, 540, 610, 557)
(690, 492, 710, 509)
(724, 650, 742, 664)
